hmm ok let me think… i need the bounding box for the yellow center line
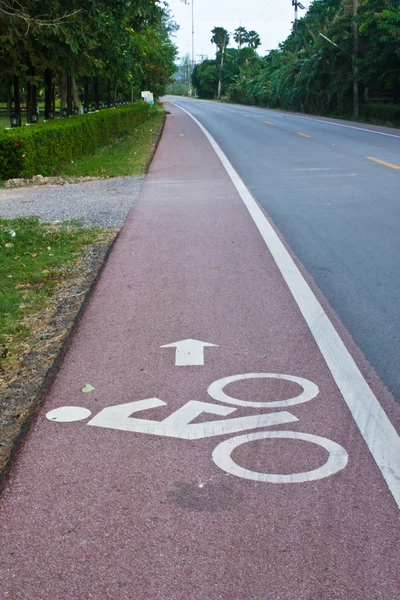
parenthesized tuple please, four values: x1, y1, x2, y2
(366, 156, 400, 170)
(264, 121, 272, 125)
(297, 132, 311, 138)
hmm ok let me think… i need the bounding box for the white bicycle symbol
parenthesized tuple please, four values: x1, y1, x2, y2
(46, 373, 348, 484)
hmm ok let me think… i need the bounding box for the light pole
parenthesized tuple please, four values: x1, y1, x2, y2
(192, 0, 195, 71)
(319, 33, 358, 117)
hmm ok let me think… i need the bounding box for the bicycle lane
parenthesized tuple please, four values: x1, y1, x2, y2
(0, 102, 399, 600)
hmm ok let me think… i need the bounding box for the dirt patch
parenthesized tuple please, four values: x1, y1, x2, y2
(0, 230, 118, 480)
(4, 175, 104, 188)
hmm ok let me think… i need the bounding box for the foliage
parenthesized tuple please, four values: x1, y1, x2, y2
(218, 0, 400, 117)
(58, 104, 165, 177)
(359, 102, 400, 124)
(0, 103, 149, 180)
(0, 0, 178, 115)
(192, 46, 260, 99)
(0, 217, 109, 371)
(211, 27, 230, 53)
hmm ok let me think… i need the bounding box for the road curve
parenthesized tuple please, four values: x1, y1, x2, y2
(165, 96, 400, 402)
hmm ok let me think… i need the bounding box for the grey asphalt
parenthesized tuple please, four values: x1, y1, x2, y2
(165, 96, 400, 402)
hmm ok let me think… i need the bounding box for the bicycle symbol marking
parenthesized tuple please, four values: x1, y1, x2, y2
(46, 373, 349, 484)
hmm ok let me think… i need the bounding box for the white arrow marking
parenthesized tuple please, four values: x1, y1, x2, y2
(160, 339, 218, 366)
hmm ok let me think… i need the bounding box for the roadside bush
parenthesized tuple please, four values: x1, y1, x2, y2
(0, 103, 149, 180)
(359, 103, 400, 125)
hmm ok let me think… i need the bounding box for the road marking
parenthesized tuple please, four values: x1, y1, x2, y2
(297, 132, 311, 138)
(366, 156, 400, 170)
(160, 338, 218, 366)
(293, 114, 400, 139)
(46, 406, 92, 422)
(86, 399, 298, 439)
(212, 431, 348, 483)
(170, 101, 400, 509)
(264, 121, 272, 125)
(208, 373, 319, 408)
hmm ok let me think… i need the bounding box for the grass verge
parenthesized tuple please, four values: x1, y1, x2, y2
(0, 217, 113, 374)
(58, 104, 165, 178)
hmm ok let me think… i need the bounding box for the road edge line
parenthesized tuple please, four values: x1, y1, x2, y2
(169, 100, 400, 509)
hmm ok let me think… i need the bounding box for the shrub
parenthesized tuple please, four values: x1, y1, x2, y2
(359, 103, 400, 125)
(0, 103, 149, 180)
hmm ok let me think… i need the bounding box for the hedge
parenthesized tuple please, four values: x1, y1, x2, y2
(0, 103, 149, 180)
(359, 103, 400, 125)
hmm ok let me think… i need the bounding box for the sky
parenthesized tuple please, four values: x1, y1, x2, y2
(166, 0, 311, 63)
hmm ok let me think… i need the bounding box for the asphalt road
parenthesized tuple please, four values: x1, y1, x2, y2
(165, 97, 400, 402)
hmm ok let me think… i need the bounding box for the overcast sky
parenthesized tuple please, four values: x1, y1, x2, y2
(167, 0, 311, 62)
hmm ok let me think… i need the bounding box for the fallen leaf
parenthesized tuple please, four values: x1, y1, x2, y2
(4, 243, 13, 248)
(31, 253, 38, 258)
(82, 384, 95, 393)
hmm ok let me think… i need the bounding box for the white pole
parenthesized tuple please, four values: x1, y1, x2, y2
(192, 0, 195, 70)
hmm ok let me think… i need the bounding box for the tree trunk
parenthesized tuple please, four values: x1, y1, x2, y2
(107, 79, 111, 104)
(26, 67, 36, 122)
(84, 78, 89, 106)
(44, 68, 53, 118)
(6, 78, 12, 117)
(114, 80, 117, 102)
(94, 77, 99, 105)
(13, 76, 21, 120)
(71, 75, 80, 111)
(60, 73, 67, 110)
(67, 74, 73, 115)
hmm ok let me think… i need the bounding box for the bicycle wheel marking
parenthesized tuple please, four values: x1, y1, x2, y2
(212, 431, 349, 483)
(208, 373, 319, 408)
(45, 372, 348, 484)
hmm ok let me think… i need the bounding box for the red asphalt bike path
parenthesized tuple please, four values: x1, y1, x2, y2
(0, 103, 399, 600)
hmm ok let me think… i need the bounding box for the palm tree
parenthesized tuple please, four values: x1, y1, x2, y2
(211, 27, 230, 53)
(246, 30, 261, 50)
(234, 26, 248, 50)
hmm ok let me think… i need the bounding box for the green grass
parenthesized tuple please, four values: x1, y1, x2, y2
(0, 217, 111, 370)
(58, 104, 165, 178)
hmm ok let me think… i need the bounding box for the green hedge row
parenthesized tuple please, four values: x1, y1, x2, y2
(0, 103, 150, 180)
(359, 103, 400, 125)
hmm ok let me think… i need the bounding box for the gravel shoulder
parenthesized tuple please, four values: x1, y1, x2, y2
(0, 175, 143, 480)
(0, 175, 144, 228)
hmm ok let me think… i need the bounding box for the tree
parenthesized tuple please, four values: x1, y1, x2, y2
(211, 27, 230, 53)
(246, 30, 261, 50)
(234, 26, 248, 50)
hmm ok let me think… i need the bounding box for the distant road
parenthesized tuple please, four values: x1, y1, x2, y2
(165, 96, 400, 401)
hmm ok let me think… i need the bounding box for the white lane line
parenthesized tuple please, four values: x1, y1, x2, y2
(169, 100, 400, 509)
(165, 97, 400, 139)
(289, 114, 400, 139)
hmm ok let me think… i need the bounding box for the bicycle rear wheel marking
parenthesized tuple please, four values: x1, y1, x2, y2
(212, 430, 348, 483)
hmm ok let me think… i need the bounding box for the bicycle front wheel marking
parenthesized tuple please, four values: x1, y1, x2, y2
(212, 431, 349, 483)
(207, 373, 319, 408)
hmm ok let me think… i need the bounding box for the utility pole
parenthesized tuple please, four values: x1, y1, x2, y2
(292, 0, 306, 51)
(352, 0, 359, 117)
